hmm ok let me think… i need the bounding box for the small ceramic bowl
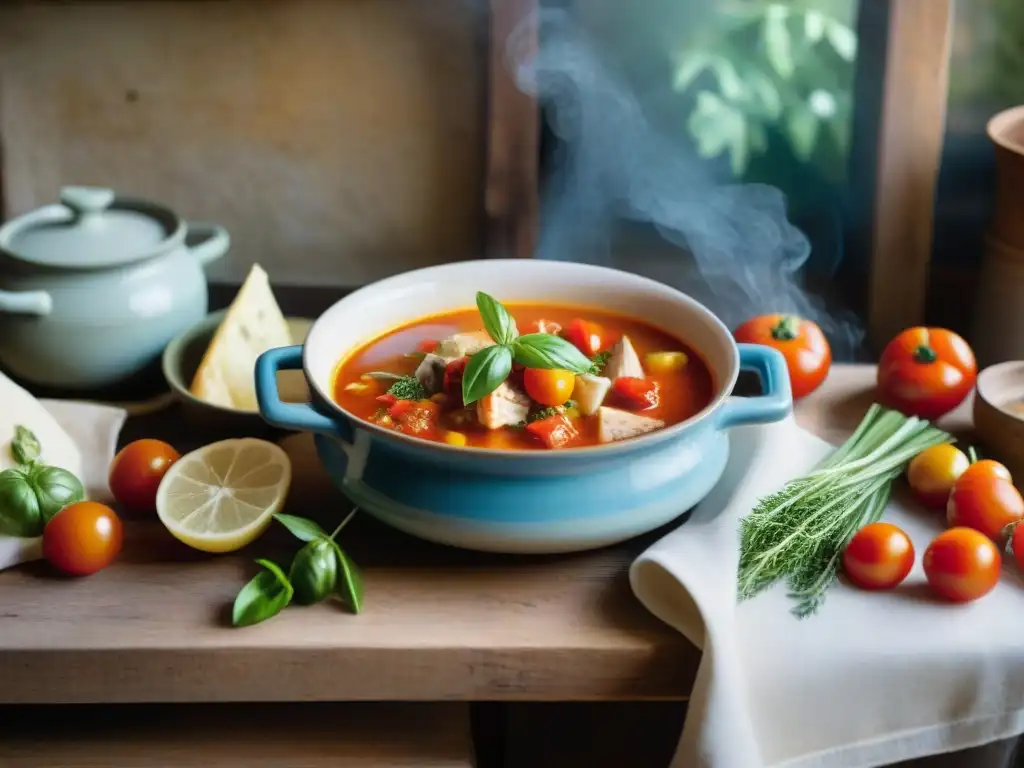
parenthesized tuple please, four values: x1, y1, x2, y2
(974, 361, 1024, 479)
(163, 309, 313, 436)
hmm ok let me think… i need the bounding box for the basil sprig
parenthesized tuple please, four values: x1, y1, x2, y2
(231, 510, 365, 628)
(463, 292, 595, 405)
(232, 558, 293, 627)
(0, 425, 85, 537)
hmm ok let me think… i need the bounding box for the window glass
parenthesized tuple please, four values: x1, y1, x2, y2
(533, 0, 864, 357)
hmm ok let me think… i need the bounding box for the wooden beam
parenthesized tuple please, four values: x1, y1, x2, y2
(865, 0, 953, 348)
(485, 0, 540, 259)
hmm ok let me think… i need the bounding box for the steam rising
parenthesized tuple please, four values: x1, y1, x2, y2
(507, 9, 863, 357)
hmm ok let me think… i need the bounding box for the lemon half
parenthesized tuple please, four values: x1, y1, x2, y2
(155, 438, 292, 553)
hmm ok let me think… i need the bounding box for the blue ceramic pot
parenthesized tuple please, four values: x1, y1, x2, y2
(255, 260, 792, 554)
(0, 186, 229, 389)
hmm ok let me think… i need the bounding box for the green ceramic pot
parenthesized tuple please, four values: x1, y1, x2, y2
(0, 186, 229, 390)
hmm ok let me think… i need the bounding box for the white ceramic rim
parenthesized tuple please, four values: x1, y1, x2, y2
(301, 259, 741, 459)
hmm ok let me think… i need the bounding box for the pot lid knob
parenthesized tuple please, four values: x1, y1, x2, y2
(60, 186, 115, 218)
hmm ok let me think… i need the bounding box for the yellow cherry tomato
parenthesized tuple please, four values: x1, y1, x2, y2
(523, 368, 575, 407)
(907, 444, 970, 510)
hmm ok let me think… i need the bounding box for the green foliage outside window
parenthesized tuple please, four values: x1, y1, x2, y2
(673, 0, 858, 182)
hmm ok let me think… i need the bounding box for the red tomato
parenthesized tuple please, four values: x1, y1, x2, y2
(43, 501, 123, 576)
(906, 444, 969, 509)
(443, 357, 469, 403)
(563, 319, 606, 357)
(523, 368, 575, 407)
(947, 476, 1024, 542)
(842, 522, 915, 590)
(525, 413, 580, 449)
(611, 377, 661, 411)
(108, 439, 180, 511)
(877, 327, 976, 421)
(923, 527, 1001, 603)
(417, 339, 438, 354)
(1012, 522, 1024, 573)
(959, 459, 1012, 485)
(732, 314, 831, 399)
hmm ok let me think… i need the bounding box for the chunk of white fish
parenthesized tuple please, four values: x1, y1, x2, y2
(603, 336, 644, 381)
(597, 406, 665, 443)
(477, 381, 530, 429)
(414, 353, 452, 395)
(574, 373, 611, 416)
(436, 331, 493, 359)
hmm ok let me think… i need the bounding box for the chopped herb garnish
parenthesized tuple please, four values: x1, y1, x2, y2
(386, 376, 428, 401)
(526, 401, 577, 423)
(590, 350, 611, 372)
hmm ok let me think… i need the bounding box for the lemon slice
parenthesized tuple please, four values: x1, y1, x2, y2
(156, 438, 292, 553)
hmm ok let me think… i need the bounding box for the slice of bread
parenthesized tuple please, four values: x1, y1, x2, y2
(190, 264, 293, 412)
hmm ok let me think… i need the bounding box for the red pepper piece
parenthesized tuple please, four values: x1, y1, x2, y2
(389, 399, 416, 419)
(563, 318, 607, 357)
(395, 401, 440, 437)
(526, 413, 580, 449)
(417, 338, 439, 354)
(443, 357, 470, 404)
(376, 394, 398, 407)
(611, 377, 660, 411)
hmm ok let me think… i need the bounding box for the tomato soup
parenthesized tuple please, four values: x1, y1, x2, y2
(332, 300, 715, 451)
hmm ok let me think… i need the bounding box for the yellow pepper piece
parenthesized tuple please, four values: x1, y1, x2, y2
(645, 351, 688, 373)
(444, 431, 468, 447)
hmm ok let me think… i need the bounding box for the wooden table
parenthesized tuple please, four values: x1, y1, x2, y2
(0, 365, 977, 706)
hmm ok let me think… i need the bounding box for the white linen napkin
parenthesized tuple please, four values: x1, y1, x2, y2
(631, 415, 1024, 768)
(0, 399, 127, 570)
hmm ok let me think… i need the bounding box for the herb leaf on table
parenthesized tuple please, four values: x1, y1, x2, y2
(232, 558, 294, 627)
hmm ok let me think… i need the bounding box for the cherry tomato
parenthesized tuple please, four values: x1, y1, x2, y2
(906, 444, 969, 509)
(877, 327, 976, 421)
(108, 439, 180, 511)
(842, 522, 915, 590)
(523, 368, 575, 407)
(958, 459, 1012, 486)
(947, 475, 1024, 542)
(611, 377, 661, 410)
(43, 501, 123, 576)
(732, 314, 831, 399)
(563, 319, 607, 357)
(1012, 522, 1024, 573)
(923, 527, 1001, 603)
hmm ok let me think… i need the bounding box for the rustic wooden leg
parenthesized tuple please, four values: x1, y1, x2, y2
(485, 0, 540, 260)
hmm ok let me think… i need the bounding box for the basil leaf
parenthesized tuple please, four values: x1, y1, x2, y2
(512, 333, 594, 374)
(274, 513, 329, 542)
(11, 426, 40, 465)
(28, 465, 85, 523)
(476, 291, 518, 346)
(0, 468, 43, 537)
(328, 540, 365, 614)
(232, 558, 294, 627)
(289, 539, 338, 605)
(461, 344, 513, 405)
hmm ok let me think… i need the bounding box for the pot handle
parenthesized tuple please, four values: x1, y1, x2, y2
(255, 345, 353, 442)
(715, 344, 793, 429)
(185, 222, 231, 267)
(0, 289, 52, 316)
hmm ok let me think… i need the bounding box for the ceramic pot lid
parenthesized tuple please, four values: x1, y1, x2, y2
(0, 186, 181, 269)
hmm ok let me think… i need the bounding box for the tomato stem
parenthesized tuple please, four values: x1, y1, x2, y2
(912, 344, 937, 364)
(771, 315, 801, 341)
(967, 445, 979, 464)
